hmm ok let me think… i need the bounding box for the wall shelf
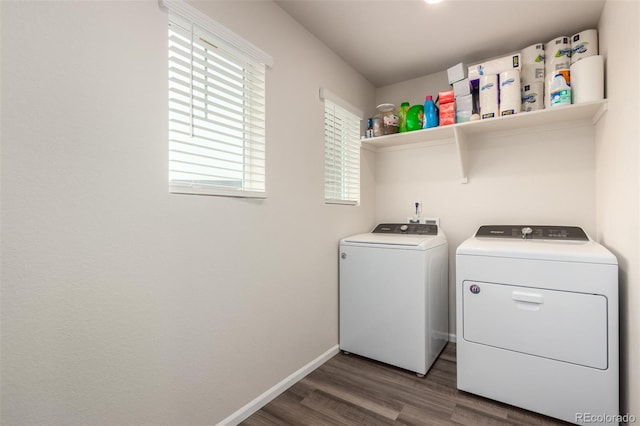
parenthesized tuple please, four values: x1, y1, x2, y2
(362, 99, 608, 183)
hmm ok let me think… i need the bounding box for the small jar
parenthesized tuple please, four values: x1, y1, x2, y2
(374, 103, 399, 136)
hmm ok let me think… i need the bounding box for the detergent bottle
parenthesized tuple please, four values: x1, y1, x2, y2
(550, 71, 571, 107)
(423, 95, 439, 128)
(398, 102, 410, 133)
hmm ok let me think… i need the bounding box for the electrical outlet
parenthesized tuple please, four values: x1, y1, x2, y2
(421, 217, 440, 225)
(407, 216, 439, 225)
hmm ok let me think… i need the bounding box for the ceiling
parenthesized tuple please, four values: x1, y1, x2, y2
(274, 0, 606, 87)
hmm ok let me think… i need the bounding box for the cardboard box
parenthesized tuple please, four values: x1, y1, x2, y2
(455, 94, 473, 112)
(455, 94, 473, 123)
(453, 78, 471, 98)
(447, 62, 466, 84)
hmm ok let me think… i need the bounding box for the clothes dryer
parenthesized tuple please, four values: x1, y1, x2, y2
(456, 225, 618, 425)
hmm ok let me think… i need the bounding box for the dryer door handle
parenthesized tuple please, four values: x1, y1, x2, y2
(512, 291, 544, 304)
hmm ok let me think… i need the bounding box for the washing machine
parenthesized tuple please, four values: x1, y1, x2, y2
(339, 223, 448, 376)
(456, 225, 618, 425)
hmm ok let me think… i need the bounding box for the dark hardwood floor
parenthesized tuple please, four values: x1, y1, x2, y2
(241, 343, 571, 426)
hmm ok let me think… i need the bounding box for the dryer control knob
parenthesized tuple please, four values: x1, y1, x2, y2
(521, 227, 533, 238)
(400, 224, 409, 232)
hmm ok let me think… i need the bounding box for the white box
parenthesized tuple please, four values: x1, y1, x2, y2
(447, 62, 466, 84)
(453, 78, 471, 97)
(456, 94, 473, 112)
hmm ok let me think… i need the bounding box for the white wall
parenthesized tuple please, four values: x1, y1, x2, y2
(596, 0, 640, 417)
(375, 71, 451, 114)
(0, 1, 375, 424)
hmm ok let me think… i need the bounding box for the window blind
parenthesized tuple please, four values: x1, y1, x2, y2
(167, 11, 268, 197)
(322, 92, 362, 205)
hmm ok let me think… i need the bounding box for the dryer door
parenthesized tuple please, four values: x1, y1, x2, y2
(462, 281, 608, 369)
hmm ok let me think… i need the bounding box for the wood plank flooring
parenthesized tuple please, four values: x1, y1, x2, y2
(241, 343, 571, 426)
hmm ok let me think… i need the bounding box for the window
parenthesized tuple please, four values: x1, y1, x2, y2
(162, 0, 273, 197)
(321, 89, 363, 205)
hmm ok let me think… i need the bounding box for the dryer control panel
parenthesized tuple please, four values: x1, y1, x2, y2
(372, 223, 438, 235)
(476, 225, 588, 240)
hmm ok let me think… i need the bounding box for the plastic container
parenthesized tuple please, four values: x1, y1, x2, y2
(406, 105, 424, 131)
(398, 102, 410, 133)
(374, 103, 399, 136)
(365, 118, 374, 138)
(372, 116, 382, 136)
(423, 96, 439, 128)
(550, 71, 571, 107)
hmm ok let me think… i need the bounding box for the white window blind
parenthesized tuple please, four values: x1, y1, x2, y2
(164, 3, 270, 197)
(321, 89, 362, 205)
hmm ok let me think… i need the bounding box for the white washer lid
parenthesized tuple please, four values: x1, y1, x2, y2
(341, 232, 447, 250)
(456, 236, 617, 264)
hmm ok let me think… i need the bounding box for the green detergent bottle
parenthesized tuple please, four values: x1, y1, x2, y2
(399, 102, 410, 133)
(406, 104, 424, 131)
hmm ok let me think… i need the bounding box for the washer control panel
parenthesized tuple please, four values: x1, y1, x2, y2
(372, 223, 438, 235)
(476, 225, 588, 241)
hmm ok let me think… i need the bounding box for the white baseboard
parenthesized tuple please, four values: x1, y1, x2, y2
(217, 344, 340, 426)
(448, 333, 457, 343)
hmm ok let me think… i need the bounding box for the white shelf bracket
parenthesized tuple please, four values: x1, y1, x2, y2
(453, 127, 469, 184)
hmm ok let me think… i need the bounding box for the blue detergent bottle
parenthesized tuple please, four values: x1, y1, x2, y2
(423, 95, 439, 128)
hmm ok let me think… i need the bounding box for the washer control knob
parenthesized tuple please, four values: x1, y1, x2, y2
(521, 227, 533, 239)
(400, 224, 409, 232)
